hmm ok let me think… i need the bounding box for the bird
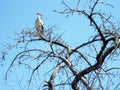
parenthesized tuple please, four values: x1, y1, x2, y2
(35, 12, 44, 37)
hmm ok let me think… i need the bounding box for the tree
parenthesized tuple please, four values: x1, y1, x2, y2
(1, 0, 120, 90)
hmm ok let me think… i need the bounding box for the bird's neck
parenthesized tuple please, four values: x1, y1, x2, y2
(37, 15, 43, 25)
(37, 15, 41, 20)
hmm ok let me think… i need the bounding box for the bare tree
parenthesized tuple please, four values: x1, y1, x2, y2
(1, 0, 120, 90)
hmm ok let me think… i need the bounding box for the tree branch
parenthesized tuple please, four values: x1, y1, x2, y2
(71, 46, 115, 90)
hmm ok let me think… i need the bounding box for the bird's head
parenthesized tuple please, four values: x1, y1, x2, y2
(37, 12, 42, 16)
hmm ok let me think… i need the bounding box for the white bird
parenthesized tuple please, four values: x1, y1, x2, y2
(35, 13, 44, 37)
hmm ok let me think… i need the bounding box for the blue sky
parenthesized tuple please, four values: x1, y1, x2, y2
(0, 0, 120, 46)
(0, 0, 120, 90)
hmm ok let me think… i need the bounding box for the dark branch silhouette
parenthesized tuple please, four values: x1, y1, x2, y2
(1, 0, 120, 90)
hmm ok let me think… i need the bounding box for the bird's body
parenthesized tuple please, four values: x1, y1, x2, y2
(35, 13, 44, 37)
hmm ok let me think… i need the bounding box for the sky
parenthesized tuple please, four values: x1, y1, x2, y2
(0, 0, 120, 90)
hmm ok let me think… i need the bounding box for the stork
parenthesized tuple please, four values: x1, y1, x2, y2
(35, 13, 44, 37)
